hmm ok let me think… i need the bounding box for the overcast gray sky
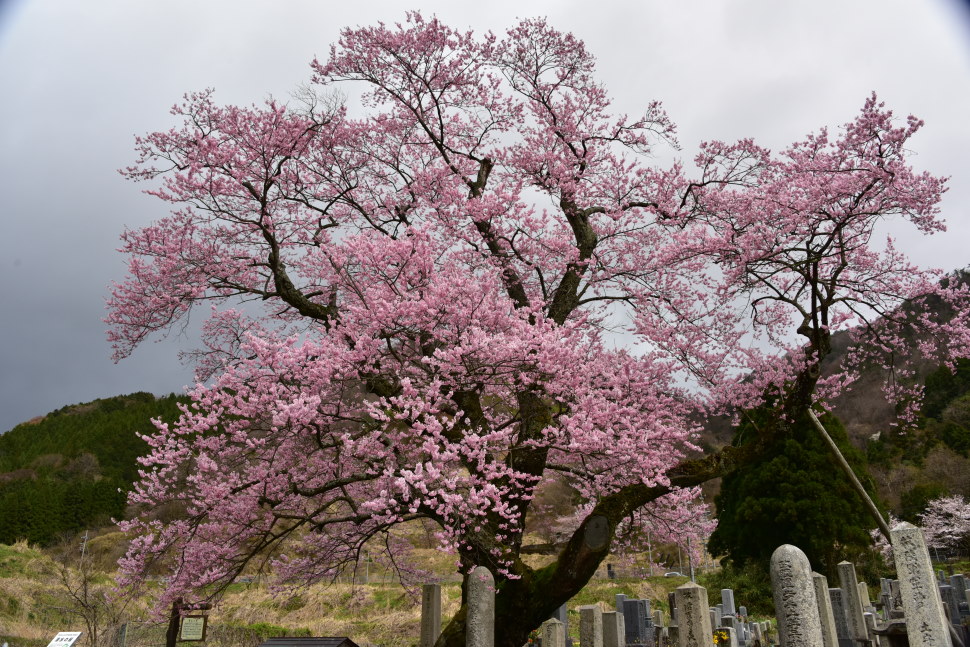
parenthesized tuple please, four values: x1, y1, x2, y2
(2, 0, 970, 432)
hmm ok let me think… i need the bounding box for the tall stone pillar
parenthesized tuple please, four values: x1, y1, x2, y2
(421, 583, 442, 647)
(467, 566, 494, 647)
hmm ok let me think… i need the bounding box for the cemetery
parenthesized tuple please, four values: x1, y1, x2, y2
(420, 524, 969, 647)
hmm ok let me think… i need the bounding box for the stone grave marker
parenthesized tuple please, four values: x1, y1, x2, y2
(580, 605, 604, 647)
(771, 544, 824, 647)
(938, 585, 959, 625)
(551, 603, 574, 647)
(949, 576, 967, 605)
(544, 619, 567, 647)
(812, 573, 840, 647)
(863, 612, 880, 647)
(604, 611, 626, 647)
(837, 561, 869, 647)
(623, 599, 652, 647)
(723, 590, 737, 617)
(890, 522, 953, 647)
(674, 582, 712, 647)
(829, 588, 853, 647)
(420, 583, 441, 647)
(617, 595, 628, 615)
(467, 566, 494, 647)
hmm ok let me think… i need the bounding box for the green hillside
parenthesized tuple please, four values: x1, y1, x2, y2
(0, 392, 187, 545)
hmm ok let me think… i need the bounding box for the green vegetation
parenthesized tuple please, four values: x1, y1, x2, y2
(0, 393, 187, 545)
(709, 410, 881, 580)
(698, 563, 773, 616)
(867, 358, 970, 467)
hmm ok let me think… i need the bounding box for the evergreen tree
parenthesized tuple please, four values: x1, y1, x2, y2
(709, 410, 879, 578)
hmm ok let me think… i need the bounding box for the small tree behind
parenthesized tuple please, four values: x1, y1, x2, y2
(709, 410, 879, 578)
(919, 494, 970, 555)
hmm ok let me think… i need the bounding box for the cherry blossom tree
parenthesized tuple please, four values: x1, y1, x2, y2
(919, 494, 970, 554)
(107, 14, 970, 647)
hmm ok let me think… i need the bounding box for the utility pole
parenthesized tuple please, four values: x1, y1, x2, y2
(647, 531, 654, 576)
(687, 536, 695, 582)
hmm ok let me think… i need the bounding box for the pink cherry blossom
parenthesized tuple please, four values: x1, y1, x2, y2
(107, 14, 969, 647)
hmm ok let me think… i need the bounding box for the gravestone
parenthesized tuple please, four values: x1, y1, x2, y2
(674, 582, 712, 647)
(890, 522, 953, 647)
(617, 595, 629, 615)
(544, 619, 566, 647)
(551, 603, 574, 647)
(949, 576, 967, 605)
(889, 580, 903, 612)
(580, 605, 604, 647)
(623, 599, 652, 647)
(830, 589, 854, 647)
(880, 593, 894, 620)
(837, 562, 869, 646)
(751, 623, 764, 647)
(420, 583, 441, 647)
(863, 612, 880, 647)
(467, 566, 494, 647)
(861, 583, 877, 617)
(723, 590, 737, 617)
(812, 573, 840, 647)
(938, 586, 959, 625)
(604, 611, 626, 647)
(771, 544, 824, 647)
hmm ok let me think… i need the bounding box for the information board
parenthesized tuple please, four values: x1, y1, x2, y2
(46, 632, 82, 647)
(179, 615, 208, 642)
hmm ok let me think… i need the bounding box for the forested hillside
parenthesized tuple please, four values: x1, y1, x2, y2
(818, 270, 970, 517)
(0, 393, 186, 545)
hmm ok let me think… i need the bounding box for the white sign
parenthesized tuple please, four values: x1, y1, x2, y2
(46, 632, 82, 647)
(179, 615, 207, 642)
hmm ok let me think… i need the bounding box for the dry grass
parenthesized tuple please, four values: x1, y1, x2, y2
(2, 537, 703, 647)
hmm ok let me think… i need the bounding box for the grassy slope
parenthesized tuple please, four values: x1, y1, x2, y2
(0, 539, 699, 647)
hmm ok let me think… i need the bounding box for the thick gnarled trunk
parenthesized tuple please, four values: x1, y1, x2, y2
(435, 441, 767, 647)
